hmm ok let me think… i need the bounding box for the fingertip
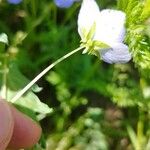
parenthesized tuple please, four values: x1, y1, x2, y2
(8, 106, 42, 149)
(0, 100, 14, 150)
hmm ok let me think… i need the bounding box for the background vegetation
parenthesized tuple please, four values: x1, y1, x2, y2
(0, 0, 150, 149)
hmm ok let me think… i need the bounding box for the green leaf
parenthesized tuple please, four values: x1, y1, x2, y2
(1, 87, 53, 116)
(127, 125, 138, 150)
(7, 63, 29, 90)
(0, 33, 8, 45)
(7, 62, 42, 91)
(13, 104, 37, 122)
(140, 0, 150, 20)
(46, 71, 61, 85)
(32, 84, 43, 93)
(117, 0, 129, 11)
(0, 62, 52, 118)
(124, 0, 150, 70)
(126, 0, 139, 15)
(14, 92, 53, 115)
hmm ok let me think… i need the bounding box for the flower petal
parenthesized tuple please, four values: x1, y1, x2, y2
(99, 43, 131, 64)
(95, 9, 126, 43)
(54, 0, 74, 8)
(7, 0, 22, 4)
(78, 0, 100, 39)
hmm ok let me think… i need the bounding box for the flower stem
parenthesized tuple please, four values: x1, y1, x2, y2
(11, 46, 84, 103)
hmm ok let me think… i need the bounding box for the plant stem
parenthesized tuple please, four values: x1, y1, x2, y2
(2, 54, 8, 100)
(137, 109, 145, 150)
(11, 46, 84, 103)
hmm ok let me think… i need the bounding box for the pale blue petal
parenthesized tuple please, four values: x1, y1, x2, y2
(7, 0, 22, 4)
(99, 43, 131, 64)
(54, 0, 74, 8)
(95, 9, 126, 43)
(78, 0, 100, 39)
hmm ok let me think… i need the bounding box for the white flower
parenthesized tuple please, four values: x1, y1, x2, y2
(78, 0, 131, 64)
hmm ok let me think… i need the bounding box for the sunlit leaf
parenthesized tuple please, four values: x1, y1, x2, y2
(0, 33, 8, 45)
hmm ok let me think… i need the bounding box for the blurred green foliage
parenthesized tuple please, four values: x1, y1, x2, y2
(0, 0, 150, 150)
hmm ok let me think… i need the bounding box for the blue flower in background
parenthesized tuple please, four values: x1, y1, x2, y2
(54, 0, 79, 8)
(7, 0, 22, 4)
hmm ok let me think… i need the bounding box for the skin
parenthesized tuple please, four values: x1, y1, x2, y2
(0, 99, 42, 150)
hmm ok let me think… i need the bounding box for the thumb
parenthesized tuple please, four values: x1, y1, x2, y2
(0, 100, 14, 150)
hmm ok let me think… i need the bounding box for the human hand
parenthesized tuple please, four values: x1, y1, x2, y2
(0, 99, 42, 150)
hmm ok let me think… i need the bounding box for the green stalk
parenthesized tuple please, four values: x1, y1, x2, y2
(11, 46, 84, 103)
(137, 109, 145, 150)
(2, 54, 8, 100)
